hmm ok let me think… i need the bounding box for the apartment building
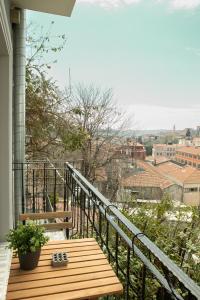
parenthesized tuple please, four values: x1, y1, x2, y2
(114, 142, 146, 160)
(175, 146, 200, 168)
(152, 144, 182, 160)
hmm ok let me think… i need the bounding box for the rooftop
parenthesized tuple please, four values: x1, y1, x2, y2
(177, 146, 200, 155)
(156, 161, 200, 184)
(121, 161, 173, 189)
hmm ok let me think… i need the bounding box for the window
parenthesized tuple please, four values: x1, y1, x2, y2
(184, 187, 198, 193)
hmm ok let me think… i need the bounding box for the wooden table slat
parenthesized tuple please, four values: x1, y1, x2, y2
(10, 259, 109, 276)
(9, 264, 113, 284)
(40, 244, 100, 255)
(12, 249, 103, 264)
(8, 270, 115, 291)
(7, 277, 120, 300)
(42, 241, 98, 250)
(46, 238, 95, 245)
(11, 253, 106, 270)
(19, 284, 123, 300)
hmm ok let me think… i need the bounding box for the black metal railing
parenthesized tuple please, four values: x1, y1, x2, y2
(13, 161, 200, 300)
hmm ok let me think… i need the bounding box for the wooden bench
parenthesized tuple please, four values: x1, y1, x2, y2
(19, 211, 72, 231)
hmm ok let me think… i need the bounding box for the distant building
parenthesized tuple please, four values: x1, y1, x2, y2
(196, 126, 200, 137)
(114, 142, 146, 161)
(175, 146, 200, 169)
(120, 161, 182, 201)
(156, 161, 200, 206)
(152, 144, 182, 160)
(192, 137, 200, 147)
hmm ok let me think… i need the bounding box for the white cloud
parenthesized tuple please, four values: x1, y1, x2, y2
(186, 47, 200, 56)
(170, 0, 200, 9)
(78, 0, 141, 9)
(78, 0, 200, 10)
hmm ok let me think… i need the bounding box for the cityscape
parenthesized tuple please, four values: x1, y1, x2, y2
(0, 1, 200, 300)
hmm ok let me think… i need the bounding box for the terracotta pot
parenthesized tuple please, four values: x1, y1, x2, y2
(18, 249, 41, 270)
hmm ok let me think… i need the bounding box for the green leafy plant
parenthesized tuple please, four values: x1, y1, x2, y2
(49, 193, 59, 206)
(6, 222, 49, 255)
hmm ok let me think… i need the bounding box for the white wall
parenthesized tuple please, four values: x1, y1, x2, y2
(0, 0, 13, 241)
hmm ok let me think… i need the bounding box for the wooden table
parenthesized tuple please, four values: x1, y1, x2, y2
(7, 238, 123, 300)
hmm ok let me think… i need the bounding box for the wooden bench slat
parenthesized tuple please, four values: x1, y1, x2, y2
(39, 222, 72, 230)
(19, 211, 72, 221)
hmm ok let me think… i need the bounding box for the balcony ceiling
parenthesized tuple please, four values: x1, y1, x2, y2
(11, 0, 76, 16)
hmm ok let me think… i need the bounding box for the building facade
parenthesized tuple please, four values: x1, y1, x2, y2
(175, 146, 200, 169)
(114, 142, 146, 161)
(156, 161, 200, 206)
(152, 144, 182, 160)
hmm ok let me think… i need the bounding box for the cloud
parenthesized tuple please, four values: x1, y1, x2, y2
(78, 0, 141, 9)
(78, 0, 200, 10)
(186, 47, 200, 56)
(170, 0, 200, 9)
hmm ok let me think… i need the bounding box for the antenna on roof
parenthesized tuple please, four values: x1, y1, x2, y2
(69, 67, 72, 96)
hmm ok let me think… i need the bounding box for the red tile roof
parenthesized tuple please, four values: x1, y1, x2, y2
(156, 161, 200, 184)
(121, 161, 173, 189)
(176, 146, 200, 155)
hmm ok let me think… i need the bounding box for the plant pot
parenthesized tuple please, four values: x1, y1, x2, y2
(18, 249, 41, 270)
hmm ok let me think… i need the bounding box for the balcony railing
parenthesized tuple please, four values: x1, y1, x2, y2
(13, 161, 200, 300)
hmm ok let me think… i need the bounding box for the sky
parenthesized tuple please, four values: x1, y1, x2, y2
(27, 0, 200, 130)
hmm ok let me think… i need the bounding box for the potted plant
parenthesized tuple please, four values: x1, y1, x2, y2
(6, 221, 49, 270)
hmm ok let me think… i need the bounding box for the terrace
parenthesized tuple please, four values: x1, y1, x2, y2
(9, 160, 200, 299)
(0, 0, 200, 299)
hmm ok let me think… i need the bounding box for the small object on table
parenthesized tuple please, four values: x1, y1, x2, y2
(51, 252, 68, 267)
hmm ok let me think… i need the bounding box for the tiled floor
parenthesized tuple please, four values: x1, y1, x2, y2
(45, 230, 66, 240)
(0, 242, 12, 300)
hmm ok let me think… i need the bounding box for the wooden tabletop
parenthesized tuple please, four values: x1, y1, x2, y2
(7, 238, 123, 300)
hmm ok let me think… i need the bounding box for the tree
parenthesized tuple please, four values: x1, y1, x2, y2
(65, 83, 129, 181)
(25, 23, 68, 158)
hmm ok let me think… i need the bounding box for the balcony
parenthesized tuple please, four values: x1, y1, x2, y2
(11, 161, 200, 300)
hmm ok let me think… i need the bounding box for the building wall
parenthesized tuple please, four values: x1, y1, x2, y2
(175, 150, 200, 168)
(165, 185, 183, 202)
(152, 144, 181, 160)
(115, 145, 146, 161)
(124, 186, 163, 200)
(183, 183, 200, 206)
(0, 0, 13, 241)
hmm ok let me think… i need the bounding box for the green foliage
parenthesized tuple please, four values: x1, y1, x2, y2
(6, 222, 49, 255)
(26, 24, 93, 158)
(49, 193, 59, 206)
(122, 195, 200, 285)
